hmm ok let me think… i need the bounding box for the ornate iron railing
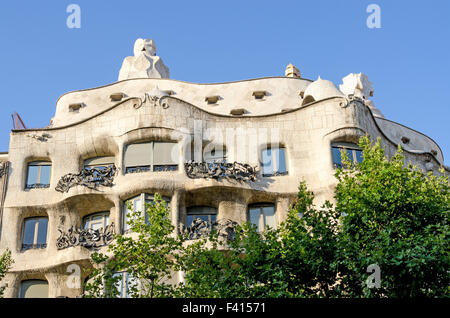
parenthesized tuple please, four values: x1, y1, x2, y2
(56, 223, 115, 250)
(55, 165, 117, 193)
(184, 161, 257, 181)
(181, 218, 238, 241)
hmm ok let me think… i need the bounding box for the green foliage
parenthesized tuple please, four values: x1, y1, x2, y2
(0, 249, 13, 297)
(334, 136, 449, 297)
(84, 136, 449, 298)
(84, 194, 183, 298)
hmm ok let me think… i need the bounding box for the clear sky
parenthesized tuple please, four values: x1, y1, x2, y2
(0, 0, 448, 162)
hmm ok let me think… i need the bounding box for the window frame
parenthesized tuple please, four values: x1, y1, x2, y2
(21, 217, 48, 250)
(260, 147, 288, 177)
(331, 142, 363, 169)
(248, 203, 276, 232)
(186, 206, 218, 229)
(19, 279, 49, 298)
(82, 211, 110, 231)
(124, 141, 178, 174)
(25, 161, 52, 189)
(122, 193, 171, 233)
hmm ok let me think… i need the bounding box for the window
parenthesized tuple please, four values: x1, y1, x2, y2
(123, 193, 170, 233)
(124, 142, 178, 173)
(22, 217, 48, 250)
(26, 161, 51, 189)
(204, 147, 227, 163)
(83, 212, 110, 231)
(331, 142, 363, 168)
(19, 280, 48, 298)
(248, 204, 276, 232)
(260, 147, 288, 177)
(84, 156, 115, 170)
(112, 272, 139, 298)
(186, 206, 217, 230)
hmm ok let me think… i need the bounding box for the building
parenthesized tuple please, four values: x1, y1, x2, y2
(0, 39, 447, 298)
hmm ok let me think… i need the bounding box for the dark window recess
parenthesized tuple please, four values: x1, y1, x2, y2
(153, 165, 178, 172)
(125, 166, 151, 174)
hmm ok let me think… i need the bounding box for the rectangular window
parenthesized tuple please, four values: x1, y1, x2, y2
(83, 212, 110, 230)
(186, 206, 217, 229)
(261, 147, 288, 177)
(331, 142, 363, 168)
(123, 194, 170, 233)
(124, 142, 178, 173)
(248, 204, 276, 232)
(26, 161, 51, 189)
(204, 147, 227, 163)
(22, 217, 48, 250)
(112, 272, 138, 298)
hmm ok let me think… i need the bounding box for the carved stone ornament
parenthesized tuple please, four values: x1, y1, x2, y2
(131, 91, 170, 110)
(55, 165, 117, 193)
(184, 161, 257, 181)
(0, 161, 9, 177)
(181, 218, 238, 241)
(56, 223, 115, 250)
(26, 133, 52, 142)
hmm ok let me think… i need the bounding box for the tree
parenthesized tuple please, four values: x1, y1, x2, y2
(0, 249, 13, 297)
(84, 136, 449, 298)
(334, 136, 449, 297)
(84, 194, 184, 298)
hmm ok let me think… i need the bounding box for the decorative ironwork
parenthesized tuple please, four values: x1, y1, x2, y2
(55, 165, 117, 193)
(184, 161, 257, 181)
(56, 223, 115, 250)
(131, 93, 170, 110)
(182, 218, 238, 241)
(0, 161, 9, 177)
(25, 183, 50, 189)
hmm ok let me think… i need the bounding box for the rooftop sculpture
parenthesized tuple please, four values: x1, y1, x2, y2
(118, 38, 170, 81)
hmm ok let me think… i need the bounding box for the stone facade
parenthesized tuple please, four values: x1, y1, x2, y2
(0, 39, 447, 298)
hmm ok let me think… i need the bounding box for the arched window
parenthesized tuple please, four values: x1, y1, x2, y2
(22, 217, 48, 250)
(26, 161, 51, 189)
(331, 142, 363, 168)
(124, 142, 178, 173)
(248, 203, 276, 232)
(19, 279, 48, 298)
(123, 193, 171, 233)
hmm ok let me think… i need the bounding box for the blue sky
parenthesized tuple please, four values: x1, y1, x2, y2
(0, 0, 448, 162)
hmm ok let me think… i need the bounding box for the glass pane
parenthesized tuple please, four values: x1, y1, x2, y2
(112, 272, 124, 298)
(105, 214, 110, 226)
(26, 166, 39, 187)
(23, 219, 36, 245)
(124, 143, 152, 168)
(262, 206, 276, 228)
(39, 165, 51, 185)
(249, 208, 261, 232)
(261, 149, 273, 176)
(91, 221, 103, 231)
(355, 150, 363, 163)
(275, 148, 287, 174)
(331, 147, 342, 168)
(346, 149, 353, 163)
(36, 218, 48, 245)
(20, 280, 48, 298)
